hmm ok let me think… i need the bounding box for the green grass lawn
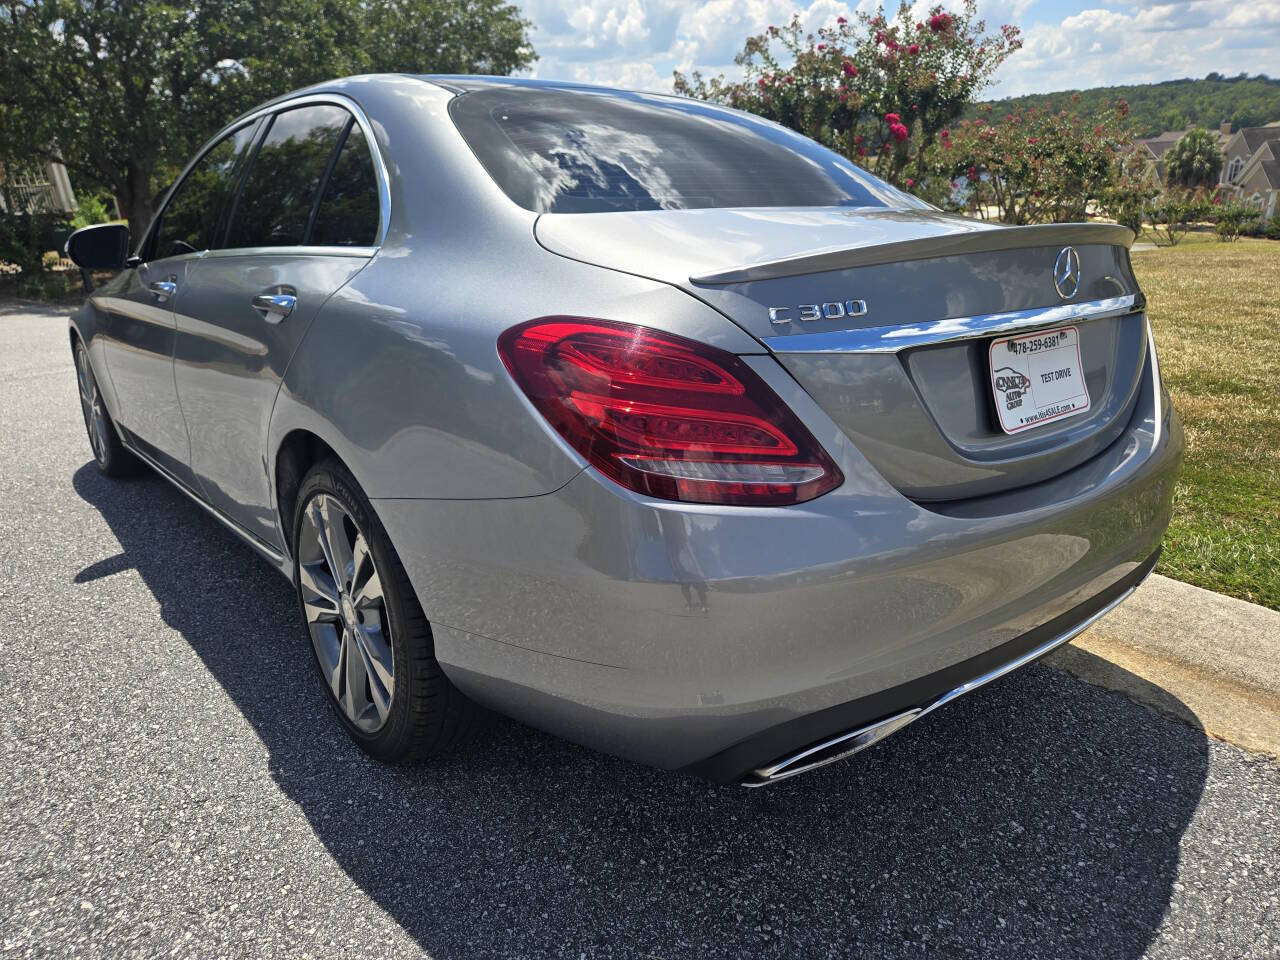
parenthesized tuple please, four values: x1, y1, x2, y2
(1133, 236, 1280, 609)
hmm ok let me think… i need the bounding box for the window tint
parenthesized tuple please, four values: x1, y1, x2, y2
(311, 123, 380, 246)
(450, 87, 921, 214)
(226, 105, 349, 248)
(153, 122, 258, 258)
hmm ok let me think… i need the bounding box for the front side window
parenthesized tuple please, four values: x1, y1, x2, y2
(226, 105, 350, 248)
(450, 86, 921, 214)
(152, 121, 259, 259)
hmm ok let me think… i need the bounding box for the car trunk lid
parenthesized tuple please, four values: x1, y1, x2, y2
(535, 207, 1146, 502)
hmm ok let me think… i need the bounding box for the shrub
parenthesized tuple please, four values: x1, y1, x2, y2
(0, 211, 70, 274)
(1265, 217, 1280, 240)
(70, 193, 116, 230)
(929, 98, 1133, 223)
(1214, 200, 1262, 242)
(673, 2, 1022, 190)
(1150, 189, 1212, 246)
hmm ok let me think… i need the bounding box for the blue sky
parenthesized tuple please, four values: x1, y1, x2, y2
(521, 0, 1280, 98)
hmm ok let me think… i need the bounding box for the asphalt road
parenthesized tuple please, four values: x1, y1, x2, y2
(3, 301, 1279, 959)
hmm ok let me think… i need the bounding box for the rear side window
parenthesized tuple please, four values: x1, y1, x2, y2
(152, 121, 258, 258)
(310, 124, 380, 246)
(226, 105, 350, 248)
(450, 87, 919, 214)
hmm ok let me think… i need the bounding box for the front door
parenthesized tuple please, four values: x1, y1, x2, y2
(172, 103, 383, 550)
(94, 121, 261, 484)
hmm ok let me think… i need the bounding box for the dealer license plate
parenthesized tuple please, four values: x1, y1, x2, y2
(988, 325, 1090, 434)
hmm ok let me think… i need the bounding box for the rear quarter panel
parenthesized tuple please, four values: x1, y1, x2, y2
(268, 75, 761, 505)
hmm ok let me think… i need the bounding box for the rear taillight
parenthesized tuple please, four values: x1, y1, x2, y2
(498, 318, 843, 506)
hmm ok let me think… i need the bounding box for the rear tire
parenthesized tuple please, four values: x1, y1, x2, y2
(292, 459, 481, 762)
(74, 340, 138, 477)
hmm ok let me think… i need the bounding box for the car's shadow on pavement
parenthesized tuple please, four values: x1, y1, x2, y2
(73, 462, 1209, 959)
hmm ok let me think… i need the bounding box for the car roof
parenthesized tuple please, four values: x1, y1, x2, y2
(415, 73, 683, 102)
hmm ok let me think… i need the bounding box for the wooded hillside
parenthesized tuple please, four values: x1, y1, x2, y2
(978, 74, 1280, 137)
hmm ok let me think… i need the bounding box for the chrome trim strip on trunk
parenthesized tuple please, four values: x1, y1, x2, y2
(691, 222, 1136, 285)
(742, 573, 1146, 787)
(761, 293, 1140, 355)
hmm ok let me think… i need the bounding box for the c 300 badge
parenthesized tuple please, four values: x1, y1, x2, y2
(767, 299, 867, 326)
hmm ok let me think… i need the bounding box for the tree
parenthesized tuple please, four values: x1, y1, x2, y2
(1149, 189, 1211, 246)
(1163, 127, 1223, 189)
(0, 1, 534, 239)
(673, 2, 1021, 189)
(929, 98, 1132, 224)
(1101, 151, 1161, 237)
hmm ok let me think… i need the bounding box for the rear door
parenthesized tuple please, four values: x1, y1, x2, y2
(172, 101, 383, 549)
(95, 121, 260, 484)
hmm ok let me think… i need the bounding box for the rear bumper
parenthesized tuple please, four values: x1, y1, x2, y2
(720, 548, 1156, 785)
(373, 353, 1183, 781)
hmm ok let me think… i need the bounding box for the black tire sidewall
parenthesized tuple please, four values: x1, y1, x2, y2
(291, 461, 420, 759)
(75, 341, 126, 475)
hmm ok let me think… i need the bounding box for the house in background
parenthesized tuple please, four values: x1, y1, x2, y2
(1131, 129, 1193, 183)
(0, 160, 78, 215)
(1218, 122, 1280, 221)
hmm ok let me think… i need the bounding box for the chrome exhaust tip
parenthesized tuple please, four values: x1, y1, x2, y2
(741, 581, 1141, 787)
(741, 708, 921, 786)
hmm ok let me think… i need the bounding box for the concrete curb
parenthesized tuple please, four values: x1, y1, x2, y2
(1046, 573, 1280, 758)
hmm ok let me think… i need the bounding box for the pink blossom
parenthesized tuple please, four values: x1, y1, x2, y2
(817, 43, 825, 50)
(940, 128, 950, 139)
(929, 13, 951, 32)
(906, 177, 915, 187)
(858, 146, 868, 156)
(837, 15, 847, 24)
(842, 60, 857, 77)
(884, 112, 901, 124)
(908, 43, 920, 54)
(890, 122, 909, 142)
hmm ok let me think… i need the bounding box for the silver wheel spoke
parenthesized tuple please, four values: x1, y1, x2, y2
(351, 626, 393, 721)
(299, 560, 341, 622)
(350, 535, 383, 610)
(310, 621, 344, 698)
(342, 627, 373, 721)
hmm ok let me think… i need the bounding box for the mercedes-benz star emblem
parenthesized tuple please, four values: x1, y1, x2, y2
(1053, 246, 1081, 300)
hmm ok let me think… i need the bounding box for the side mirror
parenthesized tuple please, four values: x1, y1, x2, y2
(65, 222, 131, 270)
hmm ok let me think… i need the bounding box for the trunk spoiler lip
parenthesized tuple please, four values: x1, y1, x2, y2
(689, 221, 1136, 286)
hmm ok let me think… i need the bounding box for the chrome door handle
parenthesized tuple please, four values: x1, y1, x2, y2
(149, 280, 177, 301)
(252, 293, 296, 321)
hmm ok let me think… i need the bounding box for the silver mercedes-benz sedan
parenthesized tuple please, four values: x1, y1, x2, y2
(65, 75, 1182, 785)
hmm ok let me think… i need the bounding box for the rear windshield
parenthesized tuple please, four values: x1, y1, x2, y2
(449, 86, 920, 214)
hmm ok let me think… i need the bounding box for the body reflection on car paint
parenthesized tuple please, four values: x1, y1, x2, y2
(63, 74, 1182, 786)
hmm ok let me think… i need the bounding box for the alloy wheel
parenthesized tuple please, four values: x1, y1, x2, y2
(75, 346, 109, 464)
(297, 493, 395, 733)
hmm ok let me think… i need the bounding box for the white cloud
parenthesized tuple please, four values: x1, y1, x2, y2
(522, 0, 1280, 98)
(988, 0, 1280, 98)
